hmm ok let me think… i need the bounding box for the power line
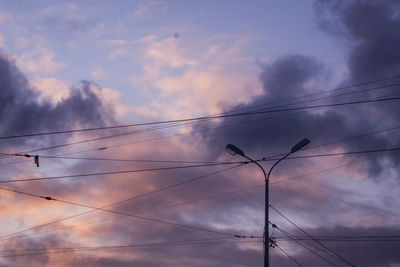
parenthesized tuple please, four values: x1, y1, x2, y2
(58, 148, 393, 237)
(56, 199, 237, 237)
(2, 153, 224, 164)
(1, 120, 398, 179)
(0, 73, 398, 166)
(41, 155, 223, 164)
(241, 81, 400, 114)
(308, 126, 400, 151)
(0, 149, 396, 243)
(275, 236, 400, 242)
(33, 84, 396, 155)
(0, 161, 243, 184)
(0, 111, 314, 166)
(51, 150, 396, 242)
(269, 222, 337, 266)
(207, 75, 400, 115)
(0, 165, 246, 242)
(0, 96, 399, 141)
(0, 113, 296, 167)
(0, 237, 234, 253)
(0, 187, 240, 239)
(0, 164, 245, 241)
(270, 205, 355, 267)
(0, 111, 334, 166)
(0, 121, 189, 163)
(4, 145, 400, 169)
(282, 147, 400, 160)
(29, 118, 400, 166)
(0, 238, 260, 258)
(275, 243, 303, 267)
(1, 79, 398, 165)
(1, 127, 399, 245)
(1, 73, 387, 166)
(277, 228, 345, 266)
(31, 146, 400, 164)
(0, 182, 261, 242)
(1, 147, 398, 241)
(0, 157, 368, 247)
(98, 164, 245, 210)
(270, 151, 400, 185)
(1, 93, 398, 170)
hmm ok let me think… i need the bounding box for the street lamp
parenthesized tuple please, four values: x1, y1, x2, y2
(225, 138, 310, 267)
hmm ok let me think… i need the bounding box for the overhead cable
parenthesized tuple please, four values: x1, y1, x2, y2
(0, 96, 399, 141)
(270, 205, 355, 267)
(275, 243, 303, 267)
(269, 222, 337, 266)
(1, 150, 397, 242)
(0, 187, 239, 239)
(0, 164, 245, 241)
(0, 238, 259, 258)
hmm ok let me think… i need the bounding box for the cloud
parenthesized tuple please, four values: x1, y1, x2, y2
(145, 36, 198, 68)
(15, 47, 64, 76)
(200, 0, 400, 178)
(0, 51, 114, 150)
(1, 1, 400, 266)
(94, 87, 128, 118)
(31, 77, 70, 102)
(315, 0, 400, 81)
(315, 0, 400, 172)
(199, 54, 349, 158)
(129, 35, 262, 119)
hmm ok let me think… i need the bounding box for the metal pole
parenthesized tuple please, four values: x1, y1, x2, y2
(265, 152, 291, 267)
(265, 171, 268, 267)
(242, 155, 269, 267)
(226, 139, 309, 266)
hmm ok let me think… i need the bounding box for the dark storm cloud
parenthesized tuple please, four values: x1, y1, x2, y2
(0, 51, 113, 149)
(200, 0, 400, 177)
(201, 53, 390, 176)
(202, 54, 346, 153)
(315, 0, 400, 173)
(315, 0, 400, 80)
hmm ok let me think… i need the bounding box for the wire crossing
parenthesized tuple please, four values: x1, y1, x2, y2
(270, 205, 356, 266)
(269, 222, 337, 266)
(0, 186, 239, 239)
(0, 164, 245, 241)
(275, 243, 303, 267)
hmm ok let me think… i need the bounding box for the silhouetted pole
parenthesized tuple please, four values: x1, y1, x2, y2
(226, 144, 269, 266)
(226, 138, 310, 267)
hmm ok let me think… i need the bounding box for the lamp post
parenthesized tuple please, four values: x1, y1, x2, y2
(225, 138, 310, 267)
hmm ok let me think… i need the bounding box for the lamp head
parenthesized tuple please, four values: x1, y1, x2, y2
(225, 144, 245, 157)
(290, 138, 311, 153)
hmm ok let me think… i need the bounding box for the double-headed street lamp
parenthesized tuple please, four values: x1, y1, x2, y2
(225, 138, 310, 267)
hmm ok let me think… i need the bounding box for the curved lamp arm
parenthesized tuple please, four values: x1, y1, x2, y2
(266, 152, 291, 181)
(242, 154, 267, 181)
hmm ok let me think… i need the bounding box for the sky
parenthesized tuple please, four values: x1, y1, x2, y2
(0, 0, 400, 266)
